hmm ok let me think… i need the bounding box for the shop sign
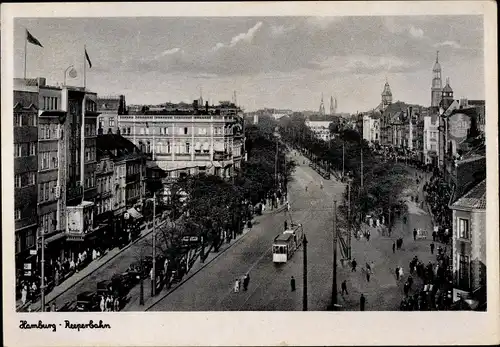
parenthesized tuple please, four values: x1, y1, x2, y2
(29, 250, 37, 255)
(24, 271, 32, 277)
(24, 263, 32, 270)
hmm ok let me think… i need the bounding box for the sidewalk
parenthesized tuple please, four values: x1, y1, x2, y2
(335, 171, 437, 311)
(123, 203, 288, 311)
(17, 221, 163, 312)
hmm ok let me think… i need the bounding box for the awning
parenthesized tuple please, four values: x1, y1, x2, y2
(126, 208, 143, 219)
(212, 162, 222, 168)
(43, 232, 66, 245)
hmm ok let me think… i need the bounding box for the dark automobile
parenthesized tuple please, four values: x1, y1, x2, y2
(127, 260, 151, 280)
(75, 291, 100, 312)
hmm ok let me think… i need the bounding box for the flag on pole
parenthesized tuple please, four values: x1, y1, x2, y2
(85, 48, 92, 68)
(26, 29, 43, 47)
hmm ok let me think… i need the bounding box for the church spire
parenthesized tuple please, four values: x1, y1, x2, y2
(319, 93, 325, 116)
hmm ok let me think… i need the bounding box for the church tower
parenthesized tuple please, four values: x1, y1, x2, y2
(441, 77, 454, 109)
(431, 51, 443, 107)
(381, 78, 392, 109)
(330, 96, 337, 115)
(319, 93, 325, 116)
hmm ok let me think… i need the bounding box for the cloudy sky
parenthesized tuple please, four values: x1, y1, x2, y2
(14, 16, 484, 112)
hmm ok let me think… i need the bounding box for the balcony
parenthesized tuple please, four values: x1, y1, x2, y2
(213, 152, 231, 161)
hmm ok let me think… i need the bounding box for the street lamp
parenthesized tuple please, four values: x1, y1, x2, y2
(38, 226, 46, 312)
(63, 65, 74, 86)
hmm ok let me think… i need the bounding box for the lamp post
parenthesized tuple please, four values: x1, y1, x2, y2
(38, 226, 46, 312)
(332, 200, 338, 309)
(302, 233, 308, 311)
(347, 179, 352, 260)
(150, 191, 157, 297)
(63, 65, 74, 86)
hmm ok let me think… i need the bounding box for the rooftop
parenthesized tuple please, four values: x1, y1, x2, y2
(451, 179, 486, 210)
(97, 134, 145, 161)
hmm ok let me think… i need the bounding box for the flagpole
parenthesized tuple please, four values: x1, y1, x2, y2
(24, 29, 27, 80)
(84, 45, 87, 89)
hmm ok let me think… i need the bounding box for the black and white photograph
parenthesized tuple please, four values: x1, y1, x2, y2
(2, 2, 498, 346)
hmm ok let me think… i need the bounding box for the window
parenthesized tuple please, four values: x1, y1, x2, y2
(186, 142, 190, 154)
(458, 218, 469, 239)
(127, 127, 131, 134)
(14, 113, 22, 127)
(28, 172, 36, 185)
(430, 144, 436, 151)
(30, 142, 36, 156)
(44, 182, 49, 200)
(46, 125, 50, 139)
(140, 127, 145, 135)
(55, 98, 58, 110)
(15, 175, 22, 188)
(166, 141, 171, 153)
(14, 143, 22, 157)
(109, 117, 115, 127)
(41, 152, 50, 170)
(15, 209, 21, 220)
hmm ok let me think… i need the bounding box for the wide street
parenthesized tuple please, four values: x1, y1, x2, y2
(43, 222, 162, 311)
(148, 153, 346, 311)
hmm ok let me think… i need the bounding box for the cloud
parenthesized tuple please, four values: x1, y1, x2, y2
(409, 26, 424, 38)
(270, 24, 294, 37)
(434, 40, 462, 49)
(155, 47, 181, 59)
(213, 21, 263, 50)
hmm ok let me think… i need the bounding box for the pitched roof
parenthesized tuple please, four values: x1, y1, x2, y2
(97, 134, 144, 161)
(451, 179, 486, 210)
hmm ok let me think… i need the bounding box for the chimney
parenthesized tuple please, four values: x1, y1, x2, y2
(205, 101, 209, 113)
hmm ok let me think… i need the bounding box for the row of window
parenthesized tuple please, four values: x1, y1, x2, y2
(14, 142, 37, 157)
(15, 228, 35, 254)
(458, 218, 469, 239)
(39, 124, 59, 140)
(84, 173, 96, 190)
(97, 176, 112, 194)
(43, 96, 59, 111)
(126, 182, 141, 201)
(15, 172, 36, 188)
(85, 124, 97, 137)
(121, 126, 226, 136)
(14, 113, 37, 127)
(85, 146, 97, 162)
(39, 211, 57, 234)
(96, 197, 112, 215)
(127, 163, 141, 176)
(40, 151, 58, 171)
(39, 180, 58, 203)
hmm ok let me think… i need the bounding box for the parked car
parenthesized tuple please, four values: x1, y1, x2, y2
(75, 291, 100, 312)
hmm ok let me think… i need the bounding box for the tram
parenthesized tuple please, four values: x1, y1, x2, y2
(272, 224, 304, 263)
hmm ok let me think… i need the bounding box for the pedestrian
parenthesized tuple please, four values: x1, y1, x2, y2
(366, 262, 371, 273)
(404, 282, 409, 296)
(413, 228, 417, 241)
(351, 259, 357, 272)
(403, 215, 407, 224)
(430, 243, 435, 255)
(233, 278, 240, 293)
(366, 271, 371, 282)
(432, 230, 437, 242)
(341, 280, 348, 295)
(114, 296, 120, 312)
(290, 276, 296, 292)
(51, 302, 57, 312)
(392, 242, 396, 254)
(395, 267, 400, 280)
(408, 275, 413, 289)
(243, 273, 250, 291)
(366, 230, 371, 241)
(360, 294, 366, 311)
(399, 267, 404, 279)
(100, 296, 105, 312)
(21, 284, 28, 305)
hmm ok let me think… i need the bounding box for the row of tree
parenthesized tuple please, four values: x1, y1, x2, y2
(143, 118, 296, 270)
(278, 114, 410, 233)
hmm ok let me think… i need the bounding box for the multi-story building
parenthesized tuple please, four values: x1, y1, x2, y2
(423, 114, 440, 167)
(13, 79, 39, 283)
(362, 114, 380, 145)
(96, 133, 146, 242)
(14, 77, 100, 268)
(97, 95, 126, 135)
(118, 101, 244, 179)
(449, 179, 486, 307)
(94, 149, 115, 248)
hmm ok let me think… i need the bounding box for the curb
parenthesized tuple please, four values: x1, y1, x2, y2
(24, 221, 164, 311)
(145, 226, 253, 311)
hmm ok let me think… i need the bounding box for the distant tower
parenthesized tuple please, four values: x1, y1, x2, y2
(232, 90, 237, 106)
(381, 77, 393, 109)
(431, 51, 443, 108)
(330, 96, 337, 115)
(319, 93, 325, 116)
(441, 77, 454, 109)
(198, 87, 203, 107)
